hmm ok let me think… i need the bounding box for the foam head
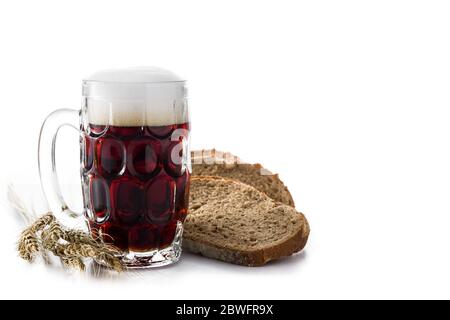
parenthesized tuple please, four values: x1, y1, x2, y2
(82, 67, 188, 126)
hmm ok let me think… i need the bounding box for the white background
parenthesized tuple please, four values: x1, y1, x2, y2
(0, 0, 450, 300)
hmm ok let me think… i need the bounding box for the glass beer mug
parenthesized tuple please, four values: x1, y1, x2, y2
(38, 67, 191, 268)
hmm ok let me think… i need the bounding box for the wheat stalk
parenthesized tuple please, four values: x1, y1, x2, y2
(17, 228, 39, 261)
(53, 242, 123, 272)
(7, 183, 36, 224)
(31, 213, 55, 233)
(60, 257, 85, 271)
(41, 220, 64, 250)
(17, 214, 124, 272)
(62, 229, 100, 247)
(24, 214, 123, 272)
(9, 184, 124, 272)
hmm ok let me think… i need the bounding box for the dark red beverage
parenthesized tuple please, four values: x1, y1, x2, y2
(81, 122, 190, 252)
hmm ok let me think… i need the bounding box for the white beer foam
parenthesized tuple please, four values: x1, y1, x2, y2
(86, 66, 183, 83)
(83, 67, 188, 126)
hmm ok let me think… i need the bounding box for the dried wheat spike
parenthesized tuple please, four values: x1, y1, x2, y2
(54, 243, 97, 258)
(95, 251, 124, 272)
(17, 214, 56, 262)
(62, 229, 98, 246)
(41, 220, 64, 250)
(18, 213, 124, 272)
(64, 229, 122, 256)
(54, 243, 123, 271)
(60, 257, 85, 271)
(31, 213, 55, 233)
(18, 228, 39, 261)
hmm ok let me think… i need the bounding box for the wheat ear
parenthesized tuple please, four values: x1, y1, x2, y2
(17, 228, 39, 261)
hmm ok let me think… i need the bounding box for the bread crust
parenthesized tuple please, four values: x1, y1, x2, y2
(183, 215, 309, 266)
(184, 176, 310, 266)
(191, 149, 295, 207)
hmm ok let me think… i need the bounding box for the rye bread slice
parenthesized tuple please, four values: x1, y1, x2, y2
(184, 176, 309, 266)
(191, 149, 295, 207)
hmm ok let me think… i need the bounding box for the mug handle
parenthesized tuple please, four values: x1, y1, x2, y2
(38, 108, 83, 227)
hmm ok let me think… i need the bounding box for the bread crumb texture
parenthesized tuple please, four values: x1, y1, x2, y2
(191, 149, 295, 206)
(184, 177, 309, 266)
